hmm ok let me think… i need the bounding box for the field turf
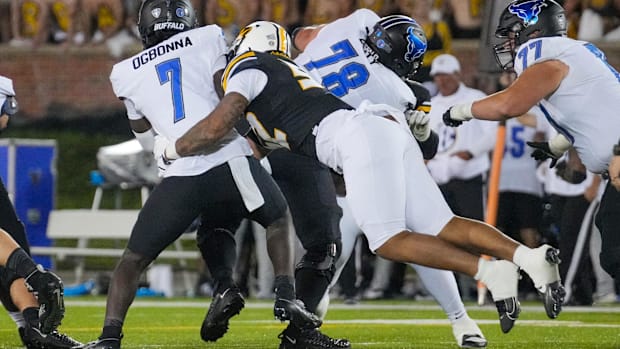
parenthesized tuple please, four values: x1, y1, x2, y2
(0, 298, 618, 348)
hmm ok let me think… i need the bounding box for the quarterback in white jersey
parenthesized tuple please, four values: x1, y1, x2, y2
(294, 9, 488, 348)
(444, 0, 620, 281)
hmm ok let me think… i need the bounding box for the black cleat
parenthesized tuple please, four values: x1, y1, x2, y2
(279, 325, 351, 349)
(542, 280, 566, 319)
(77, 337, 121, 349)
(542, 248, 565, 319)
(274, 298, 322, 329)
(20, 326, 83, 349)
(24, 266, 65, 333)
(200, 287, 245, 342)
(495, 297, 521, 333)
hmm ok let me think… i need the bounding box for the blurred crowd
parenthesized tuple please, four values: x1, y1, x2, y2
(0, 0, 617, 59)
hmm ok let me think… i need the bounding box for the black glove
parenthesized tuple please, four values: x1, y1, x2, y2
(442, 107, 463, 127)
(404, 79, 431, 111)
(526, 141, 560, 168)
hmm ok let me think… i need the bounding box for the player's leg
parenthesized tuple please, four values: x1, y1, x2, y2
(411, 264, 486, 348)
(315, 195, 361, 320)
(268, 150, 350, 348)
(595, 181, 620, 280)
(84, 173, 209, 348)
(198, 156, 320, 341)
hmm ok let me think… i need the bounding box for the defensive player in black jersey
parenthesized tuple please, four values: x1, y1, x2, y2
(164, 21, 565, 342)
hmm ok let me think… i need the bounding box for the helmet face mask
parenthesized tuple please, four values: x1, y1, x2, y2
(138, 0, 198, 49)
(494, 0, 567, 71)
(365, 15, 427, 80)
(228, 21, 291, 61)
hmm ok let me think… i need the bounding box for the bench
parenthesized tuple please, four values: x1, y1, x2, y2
(30, 209, 198, 292)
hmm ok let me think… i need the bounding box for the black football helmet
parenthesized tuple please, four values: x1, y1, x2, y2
(494, 0, 567, 70)
(138, 0, 198, 49)
(365, 15, 428, 80)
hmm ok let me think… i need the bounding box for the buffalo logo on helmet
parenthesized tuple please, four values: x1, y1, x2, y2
(404, 26, 426, 63)
(508, 0, 548, 27)
(176, 7, 188, 18)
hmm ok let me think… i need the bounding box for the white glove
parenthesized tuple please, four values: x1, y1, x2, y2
(153, 135, 179, 176)
(406, 109, 431, 142)
(443, 102, 474, 127)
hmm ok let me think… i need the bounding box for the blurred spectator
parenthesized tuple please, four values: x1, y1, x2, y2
(426, 54, 496, 300)
(303, 0, 352, 25)
(1, 0, 11, 43)
(261, 0, 301, 30)
(10, 0, 78, 47)
(397, 0, 452, 90)
(77, 0, 123, 44)
(577, 0, 620, 41)
(443, 0, 484, 39)
(205, 0, 262, 42)
(355, 0, 397, 16)
(563, 0, 582, 38)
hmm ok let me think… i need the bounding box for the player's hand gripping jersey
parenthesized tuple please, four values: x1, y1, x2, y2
(110, 25, 252, 177)
(513, 36, 620, 173)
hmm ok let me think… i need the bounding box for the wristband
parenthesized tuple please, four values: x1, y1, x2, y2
(613, 143, 620, 156)
(164, 142, 180, 161)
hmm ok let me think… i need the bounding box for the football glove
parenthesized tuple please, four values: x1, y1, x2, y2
(527, 134, 570, 168)
(405, 108, 431, 142)
(443, 102, 474, 127)
(153, 135, 178, 176)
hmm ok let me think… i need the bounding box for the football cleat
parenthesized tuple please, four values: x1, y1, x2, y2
(19, 326, 83, 349)
(495, 297, 521, 333)
(529, 246, 565, 319)
(24, 266, 65, 333)
(451, 316, 487, 348)
(274, 298, 322, 329)
(540, 246, 566, 319)
(76, 337, 121, 349)
(278, 325, 351, 349)
(200, 287, 245, 342)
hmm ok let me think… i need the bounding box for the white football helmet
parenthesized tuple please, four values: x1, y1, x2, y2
(228, 21, 291, 60)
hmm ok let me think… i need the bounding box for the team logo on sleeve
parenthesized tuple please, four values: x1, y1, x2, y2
(508, 0, 547, 26)
(404, 26, 426, 63)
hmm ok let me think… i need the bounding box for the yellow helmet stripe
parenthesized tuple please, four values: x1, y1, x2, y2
(278, 25, 288, 54)
(222, 51, 256, 91)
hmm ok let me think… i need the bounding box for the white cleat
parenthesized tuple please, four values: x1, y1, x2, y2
(451, 316, 487, 348)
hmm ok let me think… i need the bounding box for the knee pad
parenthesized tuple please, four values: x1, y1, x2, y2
(295, 241, 341, 282)
(600, 246, 620, 280)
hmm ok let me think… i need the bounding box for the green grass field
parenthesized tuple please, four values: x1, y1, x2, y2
(0, 298, 618, 348)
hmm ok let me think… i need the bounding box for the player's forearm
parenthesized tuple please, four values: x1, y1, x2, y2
(175, 93, 247, 156)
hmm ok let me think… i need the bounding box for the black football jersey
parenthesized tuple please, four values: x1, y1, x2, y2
(222, 51, 352, 155)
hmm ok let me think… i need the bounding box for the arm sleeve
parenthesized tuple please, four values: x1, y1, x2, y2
(225, 69, 268, 102)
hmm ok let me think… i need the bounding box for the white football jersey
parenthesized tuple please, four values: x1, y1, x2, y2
(499, 117, 543, 196)
(514, 36, 620, 174)
(294, 9, 416, 118)
(427, 83, 496, 183)
(110, 25, 251, 177)
(0, 75, 15, 108)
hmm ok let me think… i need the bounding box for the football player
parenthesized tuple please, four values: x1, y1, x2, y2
(292, 10, 486, 348)
(443, 0, 620, 281)
(78, 1, 320, 348)
(0, 76, 81, 348)
(163, 20, 566, 340)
